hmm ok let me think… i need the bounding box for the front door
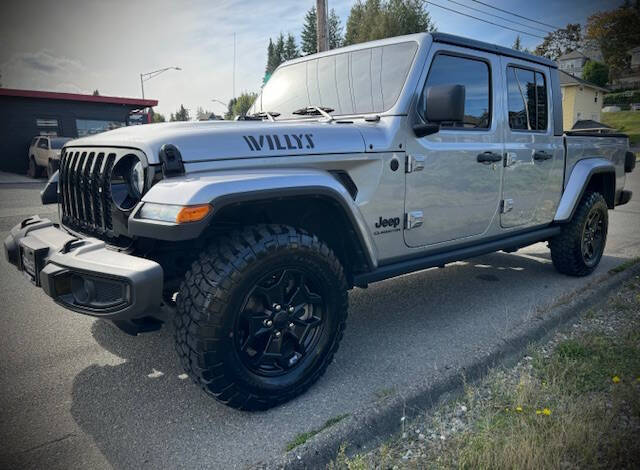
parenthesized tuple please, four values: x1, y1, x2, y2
(404, 47, 504, 248)
(500, 58, 564, 227)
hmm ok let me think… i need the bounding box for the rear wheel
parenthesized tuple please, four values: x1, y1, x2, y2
(174, 225, 348, 410)
(550, 191, 608, 276)
(47, 160, 56, 178)
(27, 157, 39, 178)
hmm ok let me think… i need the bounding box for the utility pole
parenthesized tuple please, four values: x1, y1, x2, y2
(316, 0, 328, 52)
(233, 32, 236, 99)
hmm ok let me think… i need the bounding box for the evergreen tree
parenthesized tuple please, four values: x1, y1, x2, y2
(265, 39, 277, 76)
(171, 105, 190, 121)
(283, 33, 300, 61)
(301, 6, 317, 55)
(344, 0, 434, 46)
(275, 33, 285, 65)
(513, 35, 522, 51)
(300, 6, 344, 54)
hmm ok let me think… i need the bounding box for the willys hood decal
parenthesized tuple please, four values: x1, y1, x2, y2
(65, 120, 367, 164)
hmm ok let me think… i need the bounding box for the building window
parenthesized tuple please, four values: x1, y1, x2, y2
(76, 119, 125, 137)
(595, 92, 598, 103)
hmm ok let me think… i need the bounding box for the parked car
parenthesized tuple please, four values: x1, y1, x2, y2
(6, 32, 635, 410)
(27, 136, 72, 178)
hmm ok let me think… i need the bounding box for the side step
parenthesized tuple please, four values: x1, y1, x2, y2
(354, 226, 560, 287)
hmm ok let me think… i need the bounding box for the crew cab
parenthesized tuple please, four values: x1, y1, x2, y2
(5, 33, 635, 410)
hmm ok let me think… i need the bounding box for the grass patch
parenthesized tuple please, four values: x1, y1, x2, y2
(285, 414, 349, 452)
(609, 257, 640, 274)
(331, 277, 640, 469)
(601, 111, 640, 147)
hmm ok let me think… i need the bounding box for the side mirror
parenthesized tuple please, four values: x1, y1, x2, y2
(425, 84, 465, 123)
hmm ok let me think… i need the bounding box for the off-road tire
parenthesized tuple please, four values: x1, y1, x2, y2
(174, 224, 348, 410)
(27, 157, 39, 178)
(550, 191, 608, 277)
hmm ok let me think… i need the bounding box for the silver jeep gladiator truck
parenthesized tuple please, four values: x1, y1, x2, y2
(5, 33, 635, 410)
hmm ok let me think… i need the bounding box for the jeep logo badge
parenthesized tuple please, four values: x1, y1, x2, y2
(375, 216, 401, 229)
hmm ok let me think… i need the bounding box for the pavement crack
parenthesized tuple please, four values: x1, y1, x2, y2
(8, 432, 76, 456)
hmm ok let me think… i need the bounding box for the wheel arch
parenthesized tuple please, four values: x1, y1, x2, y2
(130, 168, 378, 284)
(554, 158, 616, 223)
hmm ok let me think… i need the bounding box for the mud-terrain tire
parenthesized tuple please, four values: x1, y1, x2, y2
(174, 224, 348, 410)
(550, 191, 608, 277)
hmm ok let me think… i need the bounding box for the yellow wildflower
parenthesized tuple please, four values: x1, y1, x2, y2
(612, 376, 621, 384)
(542, 408, 551, 416)
(515, 406, 523, 412)
(536, 410, 542, 415)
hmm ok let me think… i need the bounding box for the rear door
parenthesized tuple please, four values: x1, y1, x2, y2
(404, 47, 504, 247)
(500, 58, 564, 227)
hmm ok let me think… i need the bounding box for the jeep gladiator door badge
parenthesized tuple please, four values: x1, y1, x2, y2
(373, 216, 401, 235)
(243, 134, 314, 152)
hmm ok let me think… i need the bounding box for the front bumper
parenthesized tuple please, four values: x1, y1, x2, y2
(4, 216, 163, 320)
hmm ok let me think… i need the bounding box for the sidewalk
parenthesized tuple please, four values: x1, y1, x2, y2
(0, 171, 45, 184)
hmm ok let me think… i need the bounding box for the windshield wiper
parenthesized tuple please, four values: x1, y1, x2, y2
(236, 111, 280, 122)
(292, 106, 335, 121)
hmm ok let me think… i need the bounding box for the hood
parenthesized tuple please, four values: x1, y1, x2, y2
(65, 120, 367, 164)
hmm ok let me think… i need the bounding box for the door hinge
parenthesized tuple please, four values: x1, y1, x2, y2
(500, 199, 514, 214)
(405, 155, 425, 173)
(405, 210, 424, 229)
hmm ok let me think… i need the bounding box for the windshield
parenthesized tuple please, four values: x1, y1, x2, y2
(251, 41, 418, 119)
(51, 138, 71, 149)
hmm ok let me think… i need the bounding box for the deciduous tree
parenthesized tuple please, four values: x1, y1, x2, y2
(586, 4, 640, 79)
(533, 23, 582, 59)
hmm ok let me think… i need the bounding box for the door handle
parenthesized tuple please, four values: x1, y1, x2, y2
(533, 151, 553, 161)
(477, 151, 503, 164)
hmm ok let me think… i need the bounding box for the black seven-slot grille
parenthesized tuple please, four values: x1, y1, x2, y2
(59, 149, 116, 237)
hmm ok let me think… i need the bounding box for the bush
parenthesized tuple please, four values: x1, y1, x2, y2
(603, 90, 640, 106)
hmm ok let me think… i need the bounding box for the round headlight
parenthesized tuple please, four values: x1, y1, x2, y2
(111, 155, 144, 211)
(131, 160, 144, 197)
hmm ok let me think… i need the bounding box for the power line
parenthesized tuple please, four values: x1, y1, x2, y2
(444, 0, 554, 34)
(425, 1, 546, 39)
(470, 0, 561, 30)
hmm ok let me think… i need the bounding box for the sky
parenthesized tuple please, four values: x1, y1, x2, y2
(0, 0, 623, 118)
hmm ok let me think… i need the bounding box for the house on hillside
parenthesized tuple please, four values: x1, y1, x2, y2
(611, 46, 640, 90)
(557, 48, 603, 79)
(559, 71, 609, 131)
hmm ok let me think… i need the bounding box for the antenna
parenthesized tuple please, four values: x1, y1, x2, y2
(233, 32, 236, 99)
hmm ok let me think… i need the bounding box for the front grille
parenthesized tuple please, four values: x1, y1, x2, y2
(59, 149, 117, 238)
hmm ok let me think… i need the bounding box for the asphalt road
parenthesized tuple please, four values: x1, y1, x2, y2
(1, 173, 639, 469)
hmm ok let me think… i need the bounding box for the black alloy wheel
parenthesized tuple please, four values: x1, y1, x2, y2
(235, 268, 325, 376)
(581, 206, 605, 267)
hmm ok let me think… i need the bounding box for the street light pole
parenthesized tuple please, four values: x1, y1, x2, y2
(139, 66, 181, 99)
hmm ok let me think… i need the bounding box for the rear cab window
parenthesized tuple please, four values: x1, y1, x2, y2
(506, 66, 548, 132)
(420, 53, 491, 129)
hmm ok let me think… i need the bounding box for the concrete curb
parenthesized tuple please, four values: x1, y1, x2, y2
(260, 262, 640, 469)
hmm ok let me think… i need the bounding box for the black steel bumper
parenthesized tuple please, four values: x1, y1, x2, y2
(4, 216, 163, 320)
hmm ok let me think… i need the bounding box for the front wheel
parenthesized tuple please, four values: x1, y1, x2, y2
(174, 225, 348, 410)
(550, 191, 608, 276)
(47, 160, 57, 178)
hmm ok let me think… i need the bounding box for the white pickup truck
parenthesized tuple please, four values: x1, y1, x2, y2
(5, 32, 635, 410)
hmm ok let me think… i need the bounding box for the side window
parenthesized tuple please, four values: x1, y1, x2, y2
(422, 54, 491, 129)
(507, 66, 548, 131)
